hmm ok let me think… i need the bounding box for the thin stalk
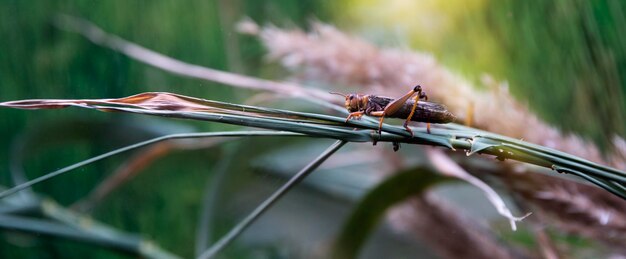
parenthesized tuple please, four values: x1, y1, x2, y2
(0, 131, 304, 200)
(197, 140, 347, 259)
(195, 144, 239, 256)
(53, 14, 339, 111)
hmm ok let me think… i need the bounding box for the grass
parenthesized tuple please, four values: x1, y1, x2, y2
(2, 1, 625, 257)
(1, 92, 625, 257)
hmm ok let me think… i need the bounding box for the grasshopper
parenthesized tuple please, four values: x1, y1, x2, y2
(333, 85, 455, 136)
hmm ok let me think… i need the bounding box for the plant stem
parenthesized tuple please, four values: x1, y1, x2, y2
(197, 140, 347, 259)
(0, 131, 304, 200)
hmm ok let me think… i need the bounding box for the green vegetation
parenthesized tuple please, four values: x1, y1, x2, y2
(0, 1, 331, 258)
(1, 0, 624, 258)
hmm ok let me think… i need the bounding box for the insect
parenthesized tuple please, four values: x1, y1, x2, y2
(332, 85, 456, 136)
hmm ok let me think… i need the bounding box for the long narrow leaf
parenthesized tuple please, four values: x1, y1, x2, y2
(332, 167, 448, 258)
(2, 93, 626, 199)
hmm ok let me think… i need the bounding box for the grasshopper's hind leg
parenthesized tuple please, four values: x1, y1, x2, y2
(418, 89, 431, 134)
(402, 95, 419, 137)
(376, 85, 424, 135)
(401, 86, 430, 136)
(373, 85, 432, 136)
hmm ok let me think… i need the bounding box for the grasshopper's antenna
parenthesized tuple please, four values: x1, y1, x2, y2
(329, 91, 347, 97)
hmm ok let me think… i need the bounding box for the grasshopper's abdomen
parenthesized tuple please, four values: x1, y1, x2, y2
(399, 100, 456, 123)
(367, 95, 456, 123)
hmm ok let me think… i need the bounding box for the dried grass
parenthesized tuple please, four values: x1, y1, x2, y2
(240, 20, 626, 252)
(241, 20, 626, 170)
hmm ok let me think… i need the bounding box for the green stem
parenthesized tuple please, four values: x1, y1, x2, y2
(197, 140, 347, 259)
(0, 131, 304, 200)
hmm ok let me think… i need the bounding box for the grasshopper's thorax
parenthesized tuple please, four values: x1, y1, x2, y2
(344, 94, 369, 112)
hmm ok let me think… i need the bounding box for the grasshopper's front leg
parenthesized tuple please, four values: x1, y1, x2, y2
(344, 111, 364, 122)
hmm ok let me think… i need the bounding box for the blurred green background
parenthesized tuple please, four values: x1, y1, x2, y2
(0, 0, 625, 258)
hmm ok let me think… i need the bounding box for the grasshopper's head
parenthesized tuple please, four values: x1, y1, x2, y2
(331, 92, 368, 112)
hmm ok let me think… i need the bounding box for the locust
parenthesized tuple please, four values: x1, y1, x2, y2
(332, 85, 456, 136)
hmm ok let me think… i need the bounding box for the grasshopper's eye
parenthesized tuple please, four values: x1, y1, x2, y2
(349, 95, 354, 100)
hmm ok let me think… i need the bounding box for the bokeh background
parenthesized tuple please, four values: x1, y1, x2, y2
(1, 0, 625, 258)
